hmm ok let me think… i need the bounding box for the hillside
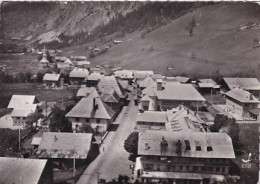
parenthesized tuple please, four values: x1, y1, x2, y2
(62, 2, 260, 77)
(1, 2, 143, 44)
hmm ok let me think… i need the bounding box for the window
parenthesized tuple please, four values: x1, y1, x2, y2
(216, 167, 220, 172)
(85, 118, 90, 122)
(196, 146, 201, 151)
(207, 146, 213, 151)
(179, 165, 183, 171)
(157, 164, 160, 171)
(186, 165, 190, 171)
(75, 117, 79, 122)
(146, 164, 153, 170)
(97, 119, 100, 123)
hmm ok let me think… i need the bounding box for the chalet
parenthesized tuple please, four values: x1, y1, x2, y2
(225, 87, 260, 116)
(8, 95, 38, 127)
(174, 76, 191, 84)
(137, 131, 235, 184)
(138, 76, 156, 90)
(140, 81, 205, 111)
(8, 95, 37, 109)
(221, 78, 260, 97)
(114, 70, 134, 83)
(69, 68, 89, 85)
(85, 72, 104, 87)
(77, 61, 91, 69)
(136, 105, 207, 132)
(0, 157, 53, 184)
(65, 94, 116, 133)
(97, 75, 128, 103)
(43, 73, 61, 88)
(36, 132, 93, 169)
(57, 62, 74, 74)
(100, 88, 123, 115)
(10, 104, 37, 127)
(76, 86, 98, 98)
(197, 79, 220, 94)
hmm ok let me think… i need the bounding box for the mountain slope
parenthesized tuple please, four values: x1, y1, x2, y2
(86, 2, 260, 77)
(1, 2, 143, 43)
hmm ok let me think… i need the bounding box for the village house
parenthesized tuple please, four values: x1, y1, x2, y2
(43, 73, 61, 88)
(140, 80, 206, 111)
(136, 105, 208, 132)
(220, 78, 260, 97)
(74, 60, 91, 69)
(137, 131, 235, 184)
(10, 104, 37, 127)
(0, 157, 53, 184)
(174, 76, 191, 84)
(8, 95, 38, 127)
(85, 72, 104, 87)
(225, 87, 260, 116)
(138, 76, 156, 90)
(76, 86, 99, 99)
(69, 68, 89, 85)
(97, 75, 128, 104)
(65, 93, 116, 133)
(197, 79, 220, 94)
(114, 70, 134, 84)
(36, 132, 93, 170)
(56, 62, 74, 74)
(100, 88, 123, 115)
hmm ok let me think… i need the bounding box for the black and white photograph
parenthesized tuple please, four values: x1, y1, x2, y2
(0, 1, 260, 184)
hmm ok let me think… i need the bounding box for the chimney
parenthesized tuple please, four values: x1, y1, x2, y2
(250, 93, 253, 100)
(156, 79, 163, 91)
(93, 98, 98, 111)
(176, 140, 182, 156)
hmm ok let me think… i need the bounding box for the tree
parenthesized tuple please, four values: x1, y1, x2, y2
(49, 106, 72, 132)
(26, 112, 44, 128)
(211, 114, 240, 150)
(36, 72, 44, 83)
(124, 131, 139, 155)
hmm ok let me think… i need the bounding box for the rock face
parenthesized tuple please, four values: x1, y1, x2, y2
(1, 2, 143, 43)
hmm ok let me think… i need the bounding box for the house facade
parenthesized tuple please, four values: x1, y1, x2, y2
(43, 73, 61, 88)
(137, 131, 235, 184)
(225, 88, 260, 116)
(65, 94, 116, 133)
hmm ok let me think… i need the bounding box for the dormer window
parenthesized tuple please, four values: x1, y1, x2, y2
(196, 146, 201, 151)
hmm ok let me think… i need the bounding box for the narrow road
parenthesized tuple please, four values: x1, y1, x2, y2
(77, 94, 138, 184)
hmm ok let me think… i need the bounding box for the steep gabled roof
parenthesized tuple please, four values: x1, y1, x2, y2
(87, 72, 104, 81)
(139, 76, 156, 89)
(156, 83, 205, 102)
(0, 157, 48, 184)
(223, 78, 260, 90)
(137, 111, 167, 123)
(65, 95, 115, 119)
(98, 76, 124, 97)
(10, 104, 37, 117)
(8, 95, 36, 109)
(37, 132, 92, 159)
(225, 87, 260, 103)
(76, 87, 98, 97)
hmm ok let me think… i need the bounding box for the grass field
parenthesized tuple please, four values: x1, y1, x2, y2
(0, 83, 75, 108)
(0, 53, 43, 75)
(234, 123, 259, 184)
(61, 3, 260, 77)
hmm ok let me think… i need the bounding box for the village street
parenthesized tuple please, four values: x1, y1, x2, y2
(77, 93, 138, 184)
